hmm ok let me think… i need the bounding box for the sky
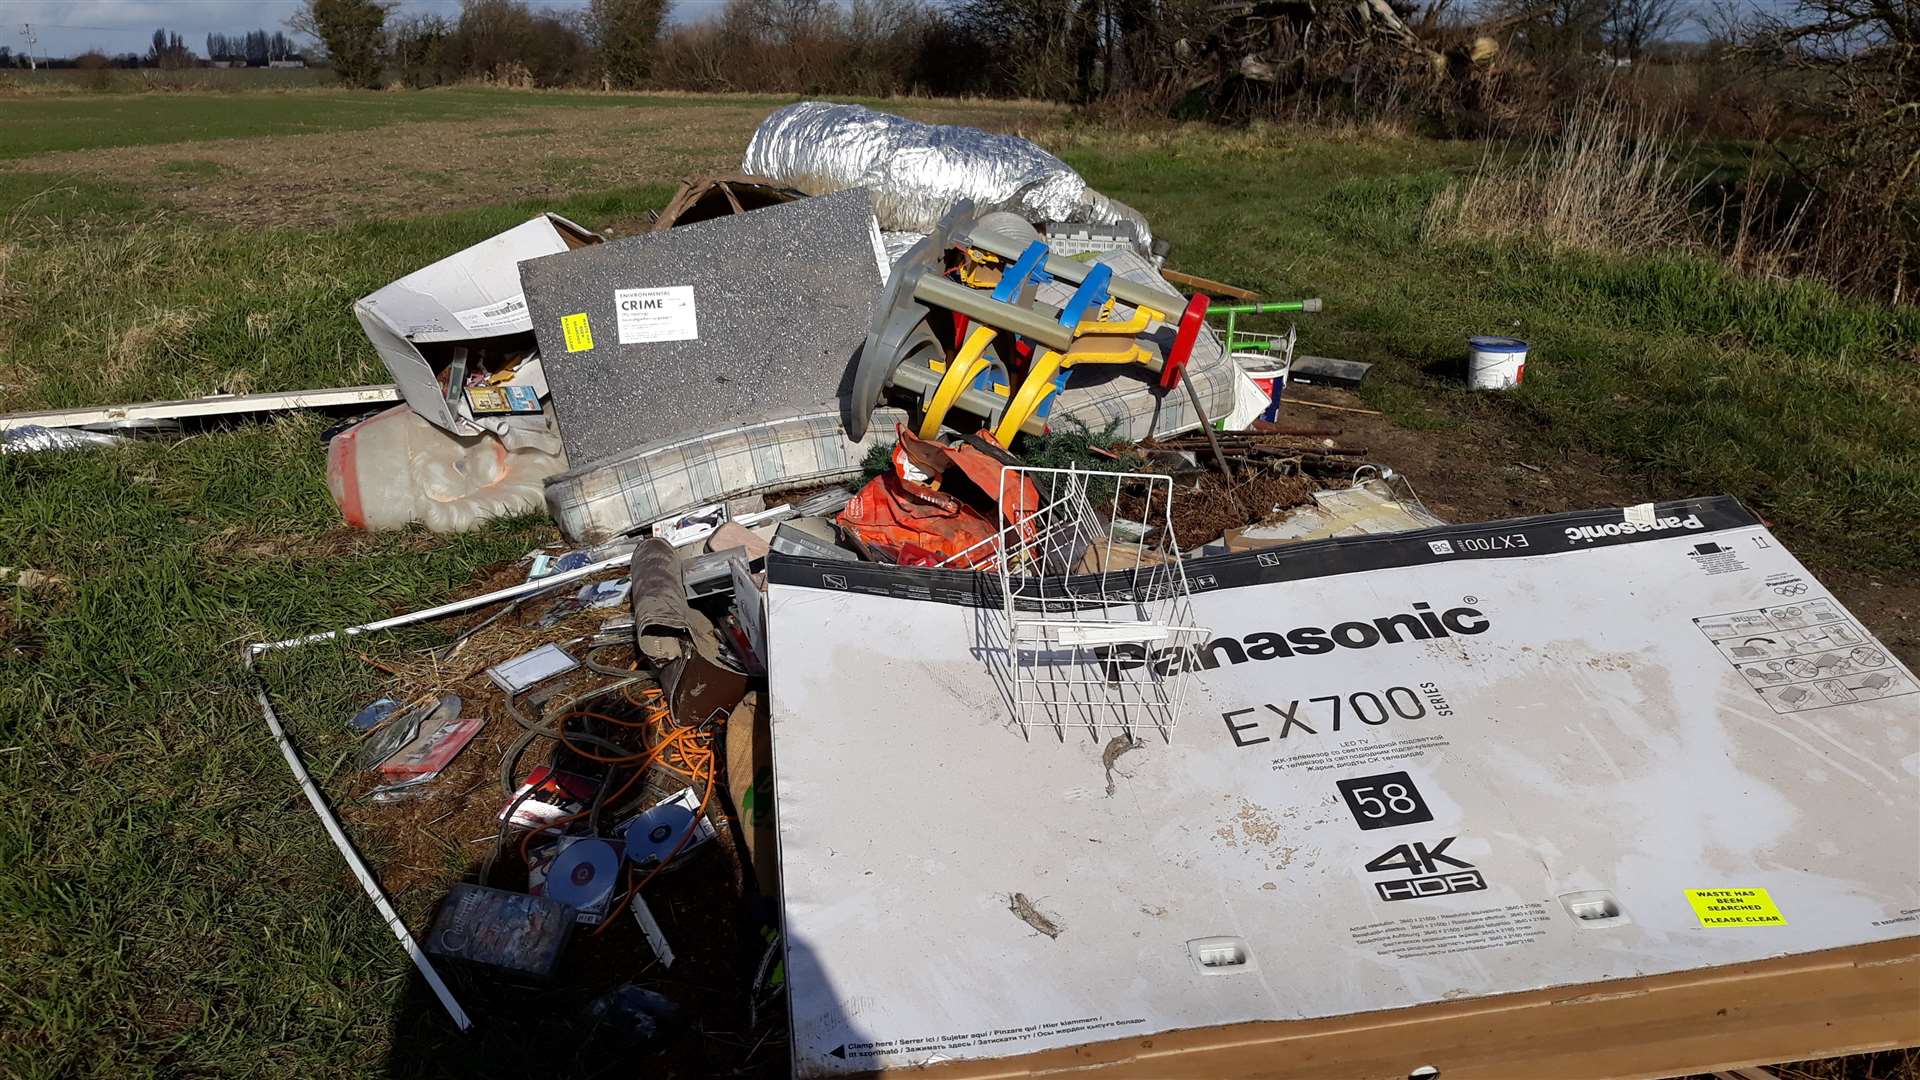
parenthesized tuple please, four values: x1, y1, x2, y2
(11, 0, 321, 58)
(3, 0, 722, 59)
(5, 0, 1763, 61)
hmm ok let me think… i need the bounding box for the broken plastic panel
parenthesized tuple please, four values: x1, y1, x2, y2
(486, 643, 579, 695)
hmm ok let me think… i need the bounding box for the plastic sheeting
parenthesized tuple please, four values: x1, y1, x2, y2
(742, 101, 1153, 254)
(0, 425, 131, 453)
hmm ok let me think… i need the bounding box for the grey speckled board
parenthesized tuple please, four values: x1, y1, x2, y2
(521, 188, 886, 469)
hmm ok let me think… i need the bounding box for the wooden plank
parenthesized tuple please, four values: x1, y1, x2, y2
(1284, 398, 1382, 416)
(1161, 267, 1260, 301)
(0, 385, 400, 431)
(884, 937, 1920, 1079)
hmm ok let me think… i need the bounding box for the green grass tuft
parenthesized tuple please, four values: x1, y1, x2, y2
(1067, 138, 1918, 570)
(0, 183, 676, 412)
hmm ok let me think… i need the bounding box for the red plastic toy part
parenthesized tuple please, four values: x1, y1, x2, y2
(1161, 293, 1211, 390)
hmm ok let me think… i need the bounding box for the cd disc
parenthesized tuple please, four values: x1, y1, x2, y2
(547, 837, 620, 913)
(623, 802, 696, 866)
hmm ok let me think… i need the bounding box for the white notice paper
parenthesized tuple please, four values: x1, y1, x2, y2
(450, 293, 530, 333)
(615, 286, 698, 344)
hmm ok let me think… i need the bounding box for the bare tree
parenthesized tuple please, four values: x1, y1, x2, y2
(1603, 0, 1679, 60)
(953, 0, 1078, 98)
(145, 28, 193, 68)
(1734, 0, 1918, 300)
(389, 12, 452, 86)
(1488, 0, 1610, 60)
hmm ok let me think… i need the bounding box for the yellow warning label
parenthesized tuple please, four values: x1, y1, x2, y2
(1686, 888, 1786, 927)
(561, 312, 594, 352)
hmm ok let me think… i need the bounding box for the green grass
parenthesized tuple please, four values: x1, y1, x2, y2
(2, 94, 1917, 1076)
(0, 88, 778, 159)
(1059, 136, 1920, 571)
(0, 420, 548, 1077)
(0, 176, 677, 411)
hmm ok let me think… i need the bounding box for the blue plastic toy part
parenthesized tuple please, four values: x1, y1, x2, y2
(992, 242, 1051, 304)
(1056, 262, 1112, 328)
(1032, 367, 1073, 419)
(968, 344, 1011, 398)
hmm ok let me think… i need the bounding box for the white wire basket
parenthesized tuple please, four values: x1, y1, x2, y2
(959, 465, 1210, 742)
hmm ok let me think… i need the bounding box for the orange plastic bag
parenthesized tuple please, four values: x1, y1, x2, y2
(837, 426, 1038, 568)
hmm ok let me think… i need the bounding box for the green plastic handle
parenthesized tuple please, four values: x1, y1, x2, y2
(1211, 299, 1322, 315)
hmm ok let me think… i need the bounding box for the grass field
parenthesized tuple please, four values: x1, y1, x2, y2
(0, 86, 771, 158)
(1, 88, 1916, 1077)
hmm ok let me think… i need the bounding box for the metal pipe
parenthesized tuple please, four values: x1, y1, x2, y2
(1, 384, 402, 432)
(245, 655, 473, 1032)
(1180, 372, 1238, 488)
(248, 553, 631, 653)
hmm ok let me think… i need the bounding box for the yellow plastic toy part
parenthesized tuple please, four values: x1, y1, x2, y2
(1073, 302, 1163, 339)
(917, 323, 1001, 438)
(992, 348, 1067, 448)
(989, 337, 1163, 446)
(955, 248, 1007, 291)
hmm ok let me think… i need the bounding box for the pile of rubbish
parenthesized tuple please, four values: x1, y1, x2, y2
(207, 103, 1424, 1066)
(1169, 0, 1512, 121)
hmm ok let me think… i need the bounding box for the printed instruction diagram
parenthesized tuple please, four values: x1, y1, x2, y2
(1694, 600, 1915, 713)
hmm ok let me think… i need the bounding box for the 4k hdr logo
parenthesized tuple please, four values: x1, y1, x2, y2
(1365, 837, 1487, 902)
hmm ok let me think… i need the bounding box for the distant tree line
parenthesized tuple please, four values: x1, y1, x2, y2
(295, 0, 1716, 98)
(204, 29, 299, 66)
(146, 29, 194, 69)
(0, 27, 310, 70)
(300, 0, 1187, 96)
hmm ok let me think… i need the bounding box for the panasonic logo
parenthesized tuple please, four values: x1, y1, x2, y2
(1564, 513, 1704, 544)
(1101, 602, 1490, 678)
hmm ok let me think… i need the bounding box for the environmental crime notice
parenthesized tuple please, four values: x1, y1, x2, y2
(615, 286, 698, 344)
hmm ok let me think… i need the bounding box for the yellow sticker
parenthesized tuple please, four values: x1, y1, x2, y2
(561, 312, 594, 353)
(1686, 887, 1786, 927)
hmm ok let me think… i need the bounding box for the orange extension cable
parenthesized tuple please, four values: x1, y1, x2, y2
(515, 685, 721, 936)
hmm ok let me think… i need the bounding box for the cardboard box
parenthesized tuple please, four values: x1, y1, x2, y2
(353, 213, 599, 437)
(725, 692, 778, 896)
(765, 496, 1920, 1077)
